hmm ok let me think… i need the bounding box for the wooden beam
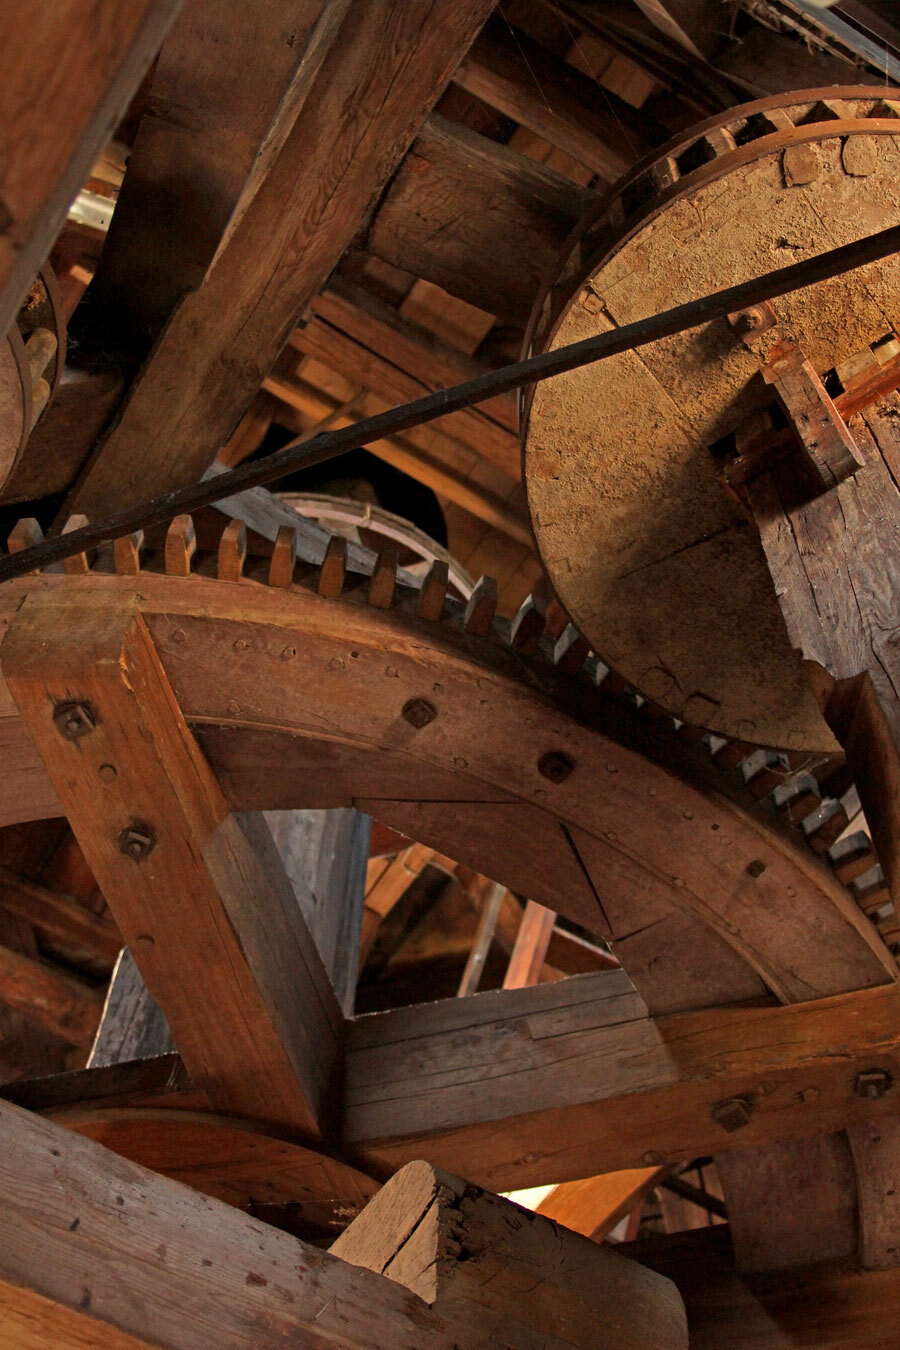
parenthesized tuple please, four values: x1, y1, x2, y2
(455, 17, 653, 180)
(0, 1099, 460, 1349)
(0, 943, 102, 1047)
(1, 598, 343, 1135)
(635, 1223, 900, 1348)
(332, 1160, 688, 1348)
(0, 0, 182, 341)
(343, 975, 900, 1190)
(502, 899, 557, 988)
(291, 308, 520, 476)
(65, 0, 500, 520)
(88, 947, 175, 1067)
(365, 114, 597, 324)
(537, 1168, 667, 1242)
(90, 0, 352, 343)
(0, 865, 122, 970)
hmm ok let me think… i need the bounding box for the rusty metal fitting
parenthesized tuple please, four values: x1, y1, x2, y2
(118, 824, 156, 863)
(402, 698, 437, 730)
(711, 1096, 753, 1132)
(53, 700, 95, 741)
(538, 751, 575, 783)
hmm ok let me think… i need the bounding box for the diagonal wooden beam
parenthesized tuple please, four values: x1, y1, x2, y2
(90, 0, 353, 344)
(65, 0, 500, 520)
(0, 864, 122, 969)
(0, 0, 182, 341)
(1, 597, 343, 1135)
(0, 942, 103, 1047)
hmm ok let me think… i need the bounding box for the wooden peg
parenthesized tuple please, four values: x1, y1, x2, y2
(217, 519, 246, 583)
(113, 531, 144, 576)
(268, 525, 297, 589)
(553, 623, 590, 673)
(8, 518, 42, 573)
(510, 594, 547, 654)
(318, 535, 346, 598)
(61, 514, 92, 574)
(368, 546, 398, 609)
(464, 575, 497, 636)
(417, 559, 449, 621)
(165, 515, 196, 577)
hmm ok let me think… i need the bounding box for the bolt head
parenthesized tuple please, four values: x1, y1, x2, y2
(118, 824, 156, 863)
(53, 701, 95, 741)
(855, 1069, 892, 1100)
(538, 751, 575, 783)
(402, 698, 437, 730)
(711, 1096, 752, 1132)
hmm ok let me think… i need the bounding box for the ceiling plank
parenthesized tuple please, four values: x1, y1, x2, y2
(365, 114, 597, 324)
(64, 0, 500, 521)
(0, 0, 182, 341)
(1, 597, 343, 1136)
(342, 975, 900, 1190)
(455, 16, 656, 179)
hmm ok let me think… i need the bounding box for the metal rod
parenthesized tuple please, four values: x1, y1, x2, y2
(3, 221, 900, 582)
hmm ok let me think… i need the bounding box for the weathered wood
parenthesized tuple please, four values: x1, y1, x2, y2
(366, 114, 597, 324)
(537, 1168, 667, 1243)
(455, 17, 652, 180)
(0, 1099, 460, 1349)
(0, 942, 102, 1047)
(65, 0, 500, 520)
(343, 975, 900, 1190)
(332, 1160, 688, 1349)
(0, 0, 182, 342)
(88, 948, 175, 1068)
(1, 598, 343, 1135)
(0, 865, 121, 969)
(503, 899, 557, 988)
(89, 0, 350, 342)
(635, 1223, 900, 1349)
(747, 392, 900, 911)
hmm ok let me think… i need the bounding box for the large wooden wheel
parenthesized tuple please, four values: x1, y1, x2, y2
(523, 88, 900, 754)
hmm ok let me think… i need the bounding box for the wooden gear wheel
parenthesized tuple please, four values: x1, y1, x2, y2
(523, 87, 900, 754)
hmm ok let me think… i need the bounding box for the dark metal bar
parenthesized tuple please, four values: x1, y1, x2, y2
(661, 1174, 728, 1220)
(2, 221, 899, 582)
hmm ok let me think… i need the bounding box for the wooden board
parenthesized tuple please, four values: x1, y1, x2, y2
(525, 103, 900, 749)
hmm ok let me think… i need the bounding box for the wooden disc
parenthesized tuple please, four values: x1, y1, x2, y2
(524, 91, 900, 751)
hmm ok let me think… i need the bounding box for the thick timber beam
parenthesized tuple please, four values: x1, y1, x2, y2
(342, 972, 900, 1190)
(65, 0, 499, 520)
(1, 597, 342, 1135)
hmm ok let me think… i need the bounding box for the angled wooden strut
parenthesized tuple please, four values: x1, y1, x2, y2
(0, 596, 342, 1136)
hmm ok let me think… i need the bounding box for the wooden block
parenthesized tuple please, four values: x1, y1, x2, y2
(368, 546, 398, 609)
(332, 1160, 688, 1349)
(855, 873, 891, 915)
(217, 518, 246, 583)
(164, 514, 196, 577)
(553, 622, 590, 673)
(510, 593, 547, 654)
(318, 535, 347, 598)
(463, 574, 497, 636)
(773, 773, 822, 826)
(416, 559, 449, 621)
(60, 513, 92, 574)
(829, 831, 878, 886)
(268, 524, 297, 589)
(805, 801, 850, 854)
(114, 530, 144, 576)
(710, 739, 753, 772)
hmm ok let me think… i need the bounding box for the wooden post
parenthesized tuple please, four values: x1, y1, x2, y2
(1, 598, 342, 1135)
(741, 381, 900, 912)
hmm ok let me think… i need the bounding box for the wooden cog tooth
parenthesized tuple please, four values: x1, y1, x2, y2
(553, 623, 590, 673)
(61, 514, 93, 574)
(368, 546, 398, 609)
(463, 575, 497, 636)
(710, 740, 754, 772)
(114, 530, 144, 576)
(217, 519, 246, 583)
(8, 518, 42, 574)
(510, 594, 547, 655)
(417, 559, 449, 621)
(268, 525, 297, 589)
(829, 832, 878, 887)
(318, 535, 347, 598)
(855, 875, 891, 916)
(742, 750, 785, 799)
(773, 773, 821, 827)
(804, 800, 849, 855)
(165, 515, 197, 577)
